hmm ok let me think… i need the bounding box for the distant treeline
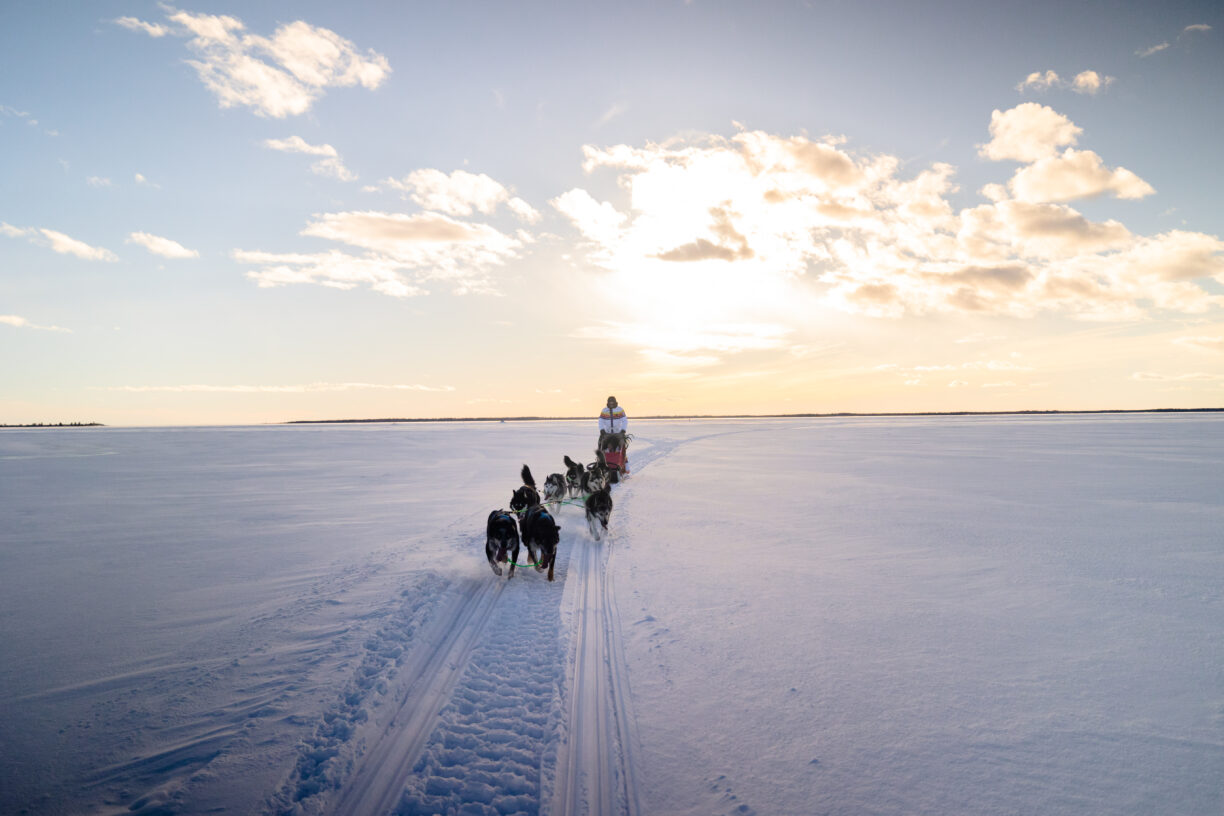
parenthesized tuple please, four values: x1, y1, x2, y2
(287, 408, 1224, 425)
(1, 422, 105, 428)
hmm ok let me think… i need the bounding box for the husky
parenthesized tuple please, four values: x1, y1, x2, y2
(543, 472, 567, 506)
(584, 484, 613, 541)
(511, 464, 541, 516)
(563, 455, 588, 497)
(520, 505, 561, 581)
(485, 510, 520, 578)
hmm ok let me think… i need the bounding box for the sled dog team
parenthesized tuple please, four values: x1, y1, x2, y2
(485, 452, 620, 582)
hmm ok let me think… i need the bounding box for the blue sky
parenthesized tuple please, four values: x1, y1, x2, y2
(2, 1, 1222, 425)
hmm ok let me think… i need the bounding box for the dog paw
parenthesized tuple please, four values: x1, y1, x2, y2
(490, 564, 502, 576)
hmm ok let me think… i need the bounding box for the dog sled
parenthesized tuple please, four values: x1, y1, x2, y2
(598, 430, 630, 481)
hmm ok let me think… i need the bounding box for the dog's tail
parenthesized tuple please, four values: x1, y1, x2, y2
(521, 464, 536, 487)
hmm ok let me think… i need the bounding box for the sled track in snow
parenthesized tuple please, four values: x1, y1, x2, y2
(326, 443, 675, 815)
(551, 531, 643, 816)
(330, 576, 505, 816)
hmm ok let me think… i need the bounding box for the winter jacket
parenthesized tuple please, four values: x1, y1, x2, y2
(598, 405, 627, 433)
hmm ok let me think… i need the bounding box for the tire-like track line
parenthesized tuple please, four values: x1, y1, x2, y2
(329, 576, 504, 816)
(552, 522, 642, 816)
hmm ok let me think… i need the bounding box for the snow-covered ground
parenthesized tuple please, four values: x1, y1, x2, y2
(1, 415, 1221, 815)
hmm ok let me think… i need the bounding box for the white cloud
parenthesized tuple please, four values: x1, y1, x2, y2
(1009, 148, 1154, 202)
(264, 135, 356, 180)
(3, 222, 118, 261)
(1017, 70, 1061, 92)
(235, 206, 529, 297)
(264, 135, 336, 157)
(87, 176, 112, 187)
(0, 314, 71, 332)
(374, 169, 540, 222)
(115, 16, 169, 37)
(979, 103, 1081, 162)
(1173, 336, 1224, 352)
(1072, 71, 1114, 94)
(1017, 70, 1114, 95)
(1137, 42, 1170, 57)
(108, 382, 454, 393)
(596, 102, 630, 128)
(1183, 24, 1212, 34)
(120, 9, 390, 118)
(550, 117, 1224, 329)
(126, 232, 199, 259)
(1130, 371, 1223, 383)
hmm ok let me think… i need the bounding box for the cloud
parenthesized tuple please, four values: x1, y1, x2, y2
(596, 102, 629, 128)
(264, 135, 356, 180)
(0, 314, 71, 332)
(979, 103, 1081, 162)
(87, 176, 112, 187)
(373, 169, 540, 222)
(236, 208, 528, 296)
(126, 232, 199, 259)
(1009, 148, 1154, 202)
(1017, 70, 1115, 95)
(1183, 24, 1212, 34)
(120, 9, 390, 118)
(2, 222, 118, 261)
(115, 16, 170, 37)
(550, 115, 1224, 328)
(1173, 335, 1224, 352)
(1137, 42, 1170, 57)
(1130, 371, 1223, 383)
(108, 382, 455, 393)
(1072, 71, 1113, 94)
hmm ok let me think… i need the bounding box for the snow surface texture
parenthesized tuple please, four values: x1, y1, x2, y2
(1, 415, 1221, 815)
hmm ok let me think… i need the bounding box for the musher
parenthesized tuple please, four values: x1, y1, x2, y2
(598, 395, 629, 475)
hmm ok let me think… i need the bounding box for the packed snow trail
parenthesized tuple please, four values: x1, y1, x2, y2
(329, 576, 507, 815)
(550, 532, 643, 816)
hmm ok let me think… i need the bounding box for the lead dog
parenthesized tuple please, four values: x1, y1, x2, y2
(485, 510, 521, 577)
(584, 484, 613, 541)
(520, 505, 561, 581)
(511, 464, 541, 516)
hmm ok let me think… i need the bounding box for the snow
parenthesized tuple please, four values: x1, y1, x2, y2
(1, 415, 1221, 815)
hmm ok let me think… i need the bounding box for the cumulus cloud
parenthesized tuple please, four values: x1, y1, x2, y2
(264, 135, 356, 180)
(1017, 70, 1114, 95)
(1009, 148, 1154, 202)
(979, 103, 1081, 162)
(236, 207, 529, 297)
(126, 232, 199, 259)
(0, 314, 71, 332)
(549, 114, 1224, 332)
(2, 222, 118, 261)
(373, 169, 540, 222)
(1072, 70, 1114, 94)
(118, 9, 390, 118)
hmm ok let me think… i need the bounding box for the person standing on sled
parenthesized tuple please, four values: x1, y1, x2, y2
(598, 395, 629, 475)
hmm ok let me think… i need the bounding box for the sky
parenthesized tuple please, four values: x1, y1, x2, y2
(2, 1, 1222, 426)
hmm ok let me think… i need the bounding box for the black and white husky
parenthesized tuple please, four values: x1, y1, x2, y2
(520, 505, 561, 581)
(584, 485, 613, 541)
(485, 510, 520, 578)
(543, 472, 567, 506)
(563, 455, 588, 497)
(511, 464, 541, 516)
